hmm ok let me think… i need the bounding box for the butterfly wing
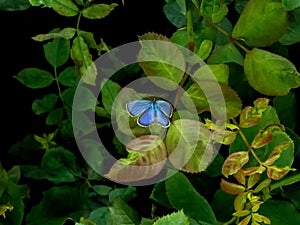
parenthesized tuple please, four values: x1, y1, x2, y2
(138, 104, 155, 127)
(155, 107, 171, 128)
(156, 100, 173, 118)
(126, 100, 152, 117)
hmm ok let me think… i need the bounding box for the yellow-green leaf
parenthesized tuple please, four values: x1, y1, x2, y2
(166, 119, 215, 173)
(32, 27, 76, 42)
(232, 0, 288, 47)
(222, 151, 249, 178)
(221, 179, 246, 194)
(267, 165, 294, 180)
(237, 215, 251, 225)
(193, 64, 229, 85)
(234, 192, 248, 211)
(183, 81, 242, 119)
(71, 36, 97, 85)
(264, 141, 292, 166)
(239, 98, 270, 128)
(138, 33, 185, 90)
(82, 3, 118, 19)
(30, 0, 79, 17)
(244, 48, 300, 96)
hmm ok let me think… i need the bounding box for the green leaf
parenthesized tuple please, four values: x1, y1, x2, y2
(82, 3, 118, 19)
(62, 87, 75, 107)
(273, 92, 297, 129)
(9, 135, 43, 163)
(95, 106, 110, 118)
(58, 66, 80, 87)
(208, 43, 244, 66)
(21, 165, 48, 181)
(183, 81, 242, 119)
(259, 199, 300, 225)
(106, 135, 167, 183)
(101, 79, 121, 114)
(93, 185, 112, 196)
(244, 48, 300, 96)
(193, 64, 229, 85)
(26, 184, 88, 224)
(232, 0, 288, 47)
(200, 0, 229, 23)
(234, 0, 248, 14)
(140, 218, 154, 225)
(153, 210, 189, 225)
(77, 139, 104, 175)
(72, 86, 97, 111)
(166, 119, 215, 173)
(205, 153, 224, 177)
(44, 38, 70, 67)
(109, 198, 139, 225)
(46, 108, 64, 125)
(41, 147, 81, 183)
(138, 33, 185, 90)
(32, 27, 76, 42)
(0, 164, 29, 225)
(150, 182, 172, 208)
(71, 36, 97, 85)
(0, 183, 29, 225)
(7, 165, 21, 184)
(280, 8, 300, 45)
(282, 184, 300, 210)
(211, 189, 235, 222)
(29, 0, 79, 17)
(89, 207, 112, 225)
(108, 186, 137, 203)
(197, 40, 213, 60)
(281, 0, 300, 10)
(78, 30, 99, 51)
(32, 94, 57, 115)
(15, 68, 54, 89)
(163, 1, 187, 28)
(0, 0, 31, 11)
(165, 172, 217, 224)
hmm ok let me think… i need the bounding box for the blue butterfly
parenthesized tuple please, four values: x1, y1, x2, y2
(126, 99, 173, 128)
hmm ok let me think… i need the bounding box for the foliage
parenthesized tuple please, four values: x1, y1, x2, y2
(1, 0, 300, 225)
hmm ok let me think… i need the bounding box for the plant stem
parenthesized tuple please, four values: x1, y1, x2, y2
(173, 0, 194, 108)
(211, 22, 250, 53)
(232, 119, 263, 165)
(270, 172, 300, 191)
(186, 0, 194, 52)
(54, 67, 68, 116)
(222, 216, 237, 225)
(76, 12, 82, 32)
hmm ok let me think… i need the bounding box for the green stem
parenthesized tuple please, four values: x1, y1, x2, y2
(54, 67, 68, 116)
(270, 172, 300, 191)
(211, 22, 250, 53)
(222, 216, 237, 225)
(173, 0, 194, 108)
(76, 11, 82, 32)
(186, 0, 194, 52)
(232, 119, 263, 165)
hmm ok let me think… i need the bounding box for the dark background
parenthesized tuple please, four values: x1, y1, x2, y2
(0, 0, 176, 160)
(1, 0, 300, 163)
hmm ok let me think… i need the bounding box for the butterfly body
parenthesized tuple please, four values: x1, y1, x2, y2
(126, 99, 173, 128)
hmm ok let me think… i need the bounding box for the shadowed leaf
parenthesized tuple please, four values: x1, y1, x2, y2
(106, 135, 167, 183)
